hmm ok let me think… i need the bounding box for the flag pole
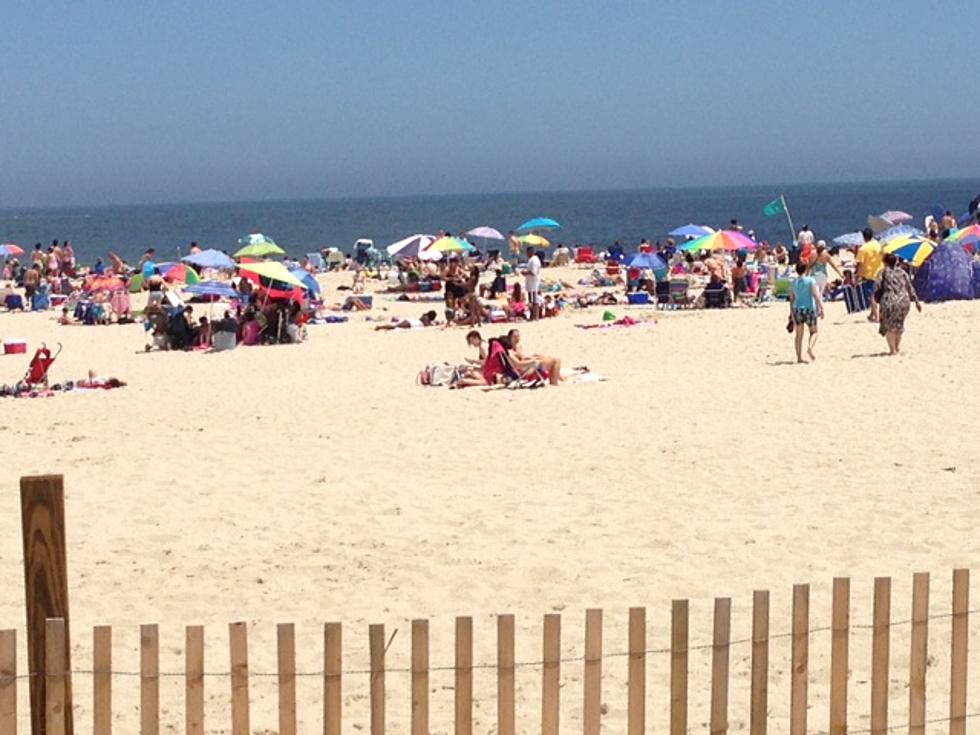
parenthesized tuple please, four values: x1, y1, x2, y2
(781, 194, 797, 244)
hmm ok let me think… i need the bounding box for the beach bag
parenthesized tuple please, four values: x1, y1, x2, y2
(417, 363, 456, 387)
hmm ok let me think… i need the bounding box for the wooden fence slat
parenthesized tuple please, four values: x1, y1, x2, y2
(0, 630, 14, 735)
(455, 617, 473, 735)
(277, 623, 297, 735)
(542, 613, 561, 735)
(711, 598, 731, 735)
(670, 600, 689, 735)
(324, 623, 342, 735)
(909, 573, 930, 735)
(830, 578, 850, 735)
(369, 625, 386, 735)
(751, 591, 769, 735)
(45, 618, 67, 735)
(871, 577, 892, 735)
(949, 569, 969, 735)
(497, 615, 515, 735)
(790, 585, 809, 735)
(140, 624, 159, 735)
(185, 626, 204, 735)
(584, 609, 603, 735)
(411, 619, 429, 735)
(93, 625, 112, 735)
(229, 622, 250, 735)
(627, 607, 646, 735)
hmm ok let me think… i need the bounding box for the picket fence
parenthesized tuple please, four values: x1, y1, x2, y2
(0, 570, 976, 735)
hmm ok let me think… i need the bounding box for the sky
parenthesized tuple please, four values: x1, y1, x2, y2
(2, 0, 977, 208)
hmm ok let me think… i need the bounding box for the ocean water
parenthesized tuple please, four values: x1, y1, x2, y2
(0, 179, 976, 266)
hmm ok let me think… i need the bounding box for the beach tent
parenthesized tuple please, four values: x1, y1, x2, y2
(912, 243, 975, 303)
(973, 262, 980, 300)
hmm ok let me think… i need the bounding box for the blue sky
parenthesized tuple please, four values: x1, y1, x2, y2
(2, 0, 976, 207)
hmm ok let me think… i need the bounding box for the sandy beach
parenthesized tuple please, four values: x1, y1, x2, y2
(1, 266, 979, 733)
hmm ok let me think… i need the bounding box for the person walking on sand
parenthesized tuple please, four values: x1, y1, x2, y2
(522, 246, 542, 320)
(875, 253, 922, 355)
(788, 262, 824, 363)
(855, 228, 883, 322)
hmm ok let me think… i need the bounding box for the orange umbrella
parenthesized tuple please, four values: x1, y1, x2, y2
(84, 275, 126, 292)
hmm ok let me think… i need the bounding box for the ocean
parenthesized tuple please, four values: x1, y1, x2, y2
(0, 179, 976, 266)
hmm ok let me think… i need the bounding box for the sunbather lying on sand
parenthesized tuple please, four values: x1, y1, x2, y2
(374, 310, 439, 331)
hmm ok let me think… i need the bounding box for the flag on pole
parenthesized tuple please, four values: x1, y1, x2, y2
(763, 196, 786, 216)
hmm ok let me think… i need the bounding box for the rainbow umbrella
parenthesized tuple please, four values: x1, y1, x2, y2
(883, 235, 934, 267)
(680, 230, 757, 252)
(157, 262, 201, 284)
(520, 233, 550, 247)
(947, 225, 980, 253)
(427, 236, 470, 253)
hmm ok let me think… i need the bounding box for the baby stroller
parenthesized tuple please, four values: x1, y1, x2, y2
(24, 343, 62, 388)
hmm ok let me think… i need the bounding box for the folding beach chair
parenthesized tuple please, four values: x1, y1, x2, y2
(306, 252, 325, 272)
(574, 246, 597, 266)
(24, 343, 62, 388)
(655, 280, 672, 308)
(842, 284, 869, 313)
(669, 280, 693, 308)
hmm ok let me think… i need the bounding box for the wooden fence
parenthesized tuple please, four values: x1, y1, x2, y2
(0, 570, 976, 735)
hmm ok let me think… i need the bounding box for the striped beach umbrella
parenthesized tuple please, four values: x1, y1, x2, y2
(883, 235, 934, 267)
(946, 224, 980, 252)
(679, 230, 757, 252)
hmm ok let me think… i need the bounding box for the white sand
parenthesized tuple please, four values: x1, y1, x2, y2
(1, 268, 979, 733)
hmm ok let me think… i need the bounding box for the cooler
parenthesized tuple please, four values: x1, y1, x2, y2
(4, 340, 27, 355)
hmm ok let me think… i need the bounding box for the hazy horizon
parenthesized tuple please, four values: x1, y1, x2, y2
(4, 1, 978, 209)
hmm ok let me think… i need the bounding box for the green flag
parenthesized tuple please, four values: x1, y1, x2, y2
(763, 196, 785, 216)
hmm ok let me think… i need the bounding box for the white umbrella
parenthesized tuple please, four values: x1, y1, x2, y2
(386, 234, 434, 257)
(465, 226, 505, 240)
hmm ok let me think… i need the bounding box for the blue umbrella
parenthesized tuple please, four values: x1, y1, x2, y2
(878, 224, 924, 243)
(669, 224, 712, 238)
(516, 217, 561, 232)
(290, 268, 320, 296)
(184, 281, 240, 299)
(183, 248, 235, 270)
(833, 232, 864, 247)
(627, 252, 667, 271)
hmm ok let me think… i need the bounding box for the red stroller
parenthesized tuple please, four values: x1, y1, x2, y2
(24, 343, 62, 388)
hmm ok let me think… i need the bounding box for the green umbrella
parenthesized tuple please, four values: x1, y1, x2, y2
(234, 233, 285, 258)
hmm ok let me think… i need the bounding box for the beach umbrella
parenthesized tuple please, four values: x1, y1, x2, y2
(516, 217, 561, 232)
(183, 281, 240, 300)
(680, 230, 757, 252)
(427, 236, 470, 253)
(237, 261, 308, 289)
(84, 275, 126, 292)
(946, 224, 980, 252)
(868, 215, 895, 234)
(157, 262, 201, 284)
(0, 243, 24, 257)
(519, 234, 550, 247)
(182, 248, 235, 270)
(289, 268, 321, 296)
(386, 234, 434, 257)
(879, 210, 913, 225)
(465, 226, 505, 240)
(668, 224, 712, 238)
(833, 231, 865, 247)
(235, 233, 285, 258)
(883, 236, 935, 267)
(878, 224, 924, 243)
(627, 252, 667, 271)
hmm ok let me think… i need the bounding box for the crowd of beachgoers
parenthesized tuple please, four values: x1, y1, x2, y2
(1, 202, 979, 391)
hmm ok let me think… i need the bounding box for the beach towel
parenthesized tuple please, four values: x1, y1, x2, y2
(575, 316, 655, 330)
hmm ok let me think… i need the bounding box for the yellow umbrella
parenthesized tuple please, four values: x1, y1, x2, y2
(883, 235, 934, 267)
(237, 261, 308, 288)
(520, 234, 550, 247)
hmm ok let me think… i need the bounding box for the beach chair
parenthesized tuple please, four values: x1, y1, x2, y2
(843, 284, 869, 313)
(24, 343, 61, 388)
(669, 280, 693, 308)
(703, 282, 730, 309)
(774, 279, 792, 300)
(4, 293, 24, 311)
(325, 249, 345, 271)
(655, 280, 672, 308)
(575, 246, 597, 266)
(605, 260, 621, 278)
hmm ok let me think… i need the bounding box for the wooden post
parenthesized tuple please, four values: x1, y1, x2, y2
(277, 623, 297, 735)
(455, 617, 473, 735)
(229, 622, 249, 735)
(670, 600, 689, 735)
(790, 585, 809, 735)
(627, 607, 646, 735)
(369, 625, 385, 735)
(411, 619, 429, 735)
(21, 475, 73, 735)
(909, 573, 930, 735)
(711, 598, 731, 735)
(949, 569, 969, 735)
(44, 620, 66, 735)
(750, 591, 769, 735)
(497, 615, 515, 735)
(583, 609, 602, 735)
(92, 626, 112, 735)
(541, 614, 561, 735)
(324, 623, 342, 735)
(830, 578, 849, 735)
(870, 578, 891, 735)
(185, 626, 204, 735)
(140, 624, 159, 735)
(0, 630, 15, 735)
